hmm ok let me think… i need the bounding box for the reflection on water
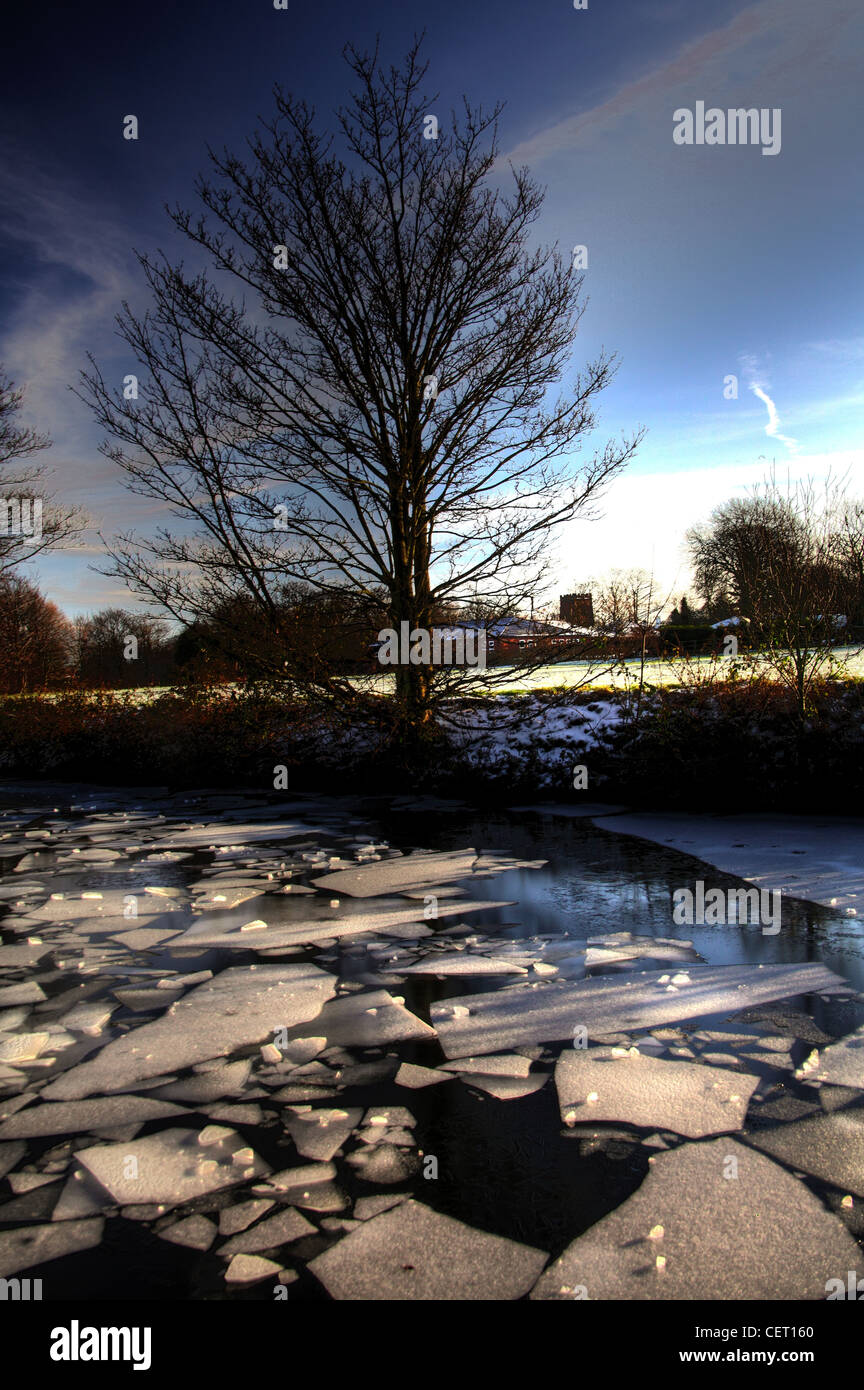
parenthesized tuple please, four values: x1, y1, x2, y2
(370, 801, 864, 1032)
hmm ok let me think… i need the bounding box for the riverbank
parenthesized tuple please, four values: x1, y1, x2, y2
(3, 678, 864, 812)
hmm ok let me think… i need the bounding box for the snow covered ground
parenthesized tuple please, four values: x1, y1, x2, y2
(442, 695, 624, 787)
(23, 642, 864, 705)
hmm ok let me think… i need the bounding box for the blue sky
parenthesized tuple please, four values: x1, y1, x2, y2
(2, 0, 862, 615)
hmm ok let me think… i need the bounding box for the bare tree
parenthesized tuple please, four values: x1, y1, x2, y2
(0, 368, 84, 574)
(603, 568, 670, 714)
(832, 499, 864, 625)
(588, 567, 665, 634)
(753, 479, 852, 715)
(688, 476, 856, 715)
(79, 39, 641, 731)
(686, 492, 797, 622)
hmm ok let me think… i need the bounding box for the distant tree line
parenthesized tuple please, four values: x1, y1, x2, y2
(4, 475, 864, 700)
(0, 578, 469, 693)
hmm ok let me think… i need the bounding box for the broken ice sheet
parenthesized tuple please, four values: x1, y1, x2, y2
(147, 1060, 252, 1103)
(170, 897, 503, 951)
(362, 1105, 415, 1129)
(309, 1199, 547, 1300)
(0, 1217, 105, 1278)
(355, 1125, 415, 1147)
(7, 1171, 59, 1193)
(745, 1108, 864, 1197)
(432, 962, 851, 1059)
(192, 886, 271, 911)
(283, 1106, 363, 1162)
(801, 1022, 864, 1090)
(0, 1007, 30, 1032)
(159, 1214, 217, 1251)
(352, 1192, 408, 1221)
(0, 982, 45, 1008)
(439, 1053, 532, 1078)
(16, 891, 183, 930)
(345, 1145, 420, 1184)
(0, 1140, 26, 1179)
(218, 1198, 274, 1235)
(459, 1073, 549, 1100)
(555, 1048, 759, 1138)
(585, 946, 692, 968)
(0, 940, 52, 968)
(0, 1182, 64, 1225)
(530, 1138, 859, 1300)
(112, 987, 182, 1012)
(255, 1161, 334, 1192)
(311, 848, 543, 899)
(109, 928, 182, 951)
(224, 1253, 283, 1284)
(0, 1095, 188, 1140)
(590, 811, 864, 912)
(0, 1032, 51, 1062)
(218, 1206, 315, 1256)
(41, 963, 337, 1100)
(157, 820, 329, 849)
(586, 932, 702, 966)
(60, 1001, 117, 1035)
(731, 1006, 831, 1047)
(395, 1062, 454, 1090)
(76, 1126, 269, 1205)
(257, 1179, 348, 1214)
(399, 954, 529, 977)
(283, 989, 435, 1050)
(280, 1038, 326, 1065)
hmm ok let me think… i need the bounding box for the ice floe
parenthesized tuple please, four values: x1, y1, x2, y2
(433, 962, 850, 1058)
(309, 1199, 547, 1300)
(531, 1137, 859, 1300)
(41, 964, 336, 1099)
(75, 1127, 269, 1206)
(0, 1096, 188, 1140)
(593, 811, 864, 912)
(556, 1048, 758, 1137)
(0, 1217, 104, 1278)
(746, 1109, 864, 1197)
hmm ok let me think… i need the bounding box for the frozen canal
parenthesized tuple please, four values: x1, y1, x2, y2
(1, 784, 863, 1300)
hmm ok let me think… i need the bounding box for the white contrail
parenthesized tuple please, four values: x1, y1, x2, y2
(749, 383, 799, 454)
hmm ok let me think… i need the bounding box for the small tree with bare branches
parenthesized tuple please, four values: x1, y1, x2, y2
(0, 368, 83, 574)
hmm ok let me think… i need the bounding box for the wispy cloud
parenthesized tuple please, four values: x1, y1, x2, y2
(0, 152, 144, 450)
(499, 3, 769, 166)
(0, 153, 166, 576)
(804, 338, 864, 362)
(499, 0, 859, 168)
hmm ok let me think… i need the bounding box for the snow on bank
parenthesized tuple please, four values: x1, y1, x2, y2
(591, 811, 864, 913)
(441, 696, 625, 787)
